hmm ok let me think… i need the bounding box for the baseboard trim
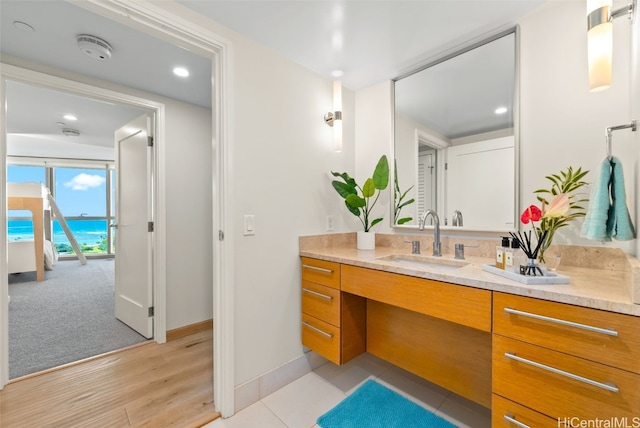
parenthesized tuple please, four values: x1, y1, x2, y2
(233, 350, 328, 413)
(167, 319, 213, 341)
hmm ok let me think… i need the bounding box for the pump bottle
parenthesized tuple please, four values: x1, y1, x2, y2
(505, 237, 523, 273)
(496, 237, 509, 269)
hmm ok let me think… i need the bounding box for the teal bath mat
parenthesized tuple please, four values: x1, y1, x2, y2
(317, 379, 458, 428)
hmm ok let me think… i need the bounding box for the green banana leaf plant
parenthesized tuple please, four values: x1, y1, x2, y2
(532, 166, 589, 262)
(393, 159, 415, 225)
(331, 155, 389, 232)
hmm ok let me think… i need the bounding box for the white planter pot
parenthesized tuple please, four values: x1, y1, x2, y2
(357, 231, 376, 250)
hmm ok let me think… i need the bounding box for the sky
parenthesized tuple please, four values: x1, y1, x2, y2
(8, 165, 109, 217)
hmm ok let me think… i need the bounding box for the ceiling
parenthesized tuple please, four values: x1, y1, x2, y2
(395, 32, 515, 140)
(178, 0, 543, 90)
(1, 0, 211, 160)
(1, 0, 546, 160)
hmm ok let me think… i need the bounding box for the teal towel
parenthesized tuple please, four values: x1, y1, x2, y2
(607, 157, 636, 240)
(581, 158, 612, 241)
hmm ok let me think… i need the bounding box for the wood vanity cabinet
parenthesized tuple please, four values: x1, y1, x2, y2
(300, 256, 640, 425)
(341, 264, 492, 331)
(342, 264, 493, 408)
(492, 395, 558, 427)
(492, 292, 640, 424)
(300, 257, 365, 365)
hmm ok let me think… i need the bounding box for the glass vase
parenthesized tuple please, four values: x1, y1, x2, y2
(520, 258, 544, 276)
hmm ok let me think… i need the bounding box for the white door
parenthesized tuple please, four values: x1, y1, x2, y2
(418, 150, 437, 218)
(114, 114, 153, 338)
(446, 136, 515, 230)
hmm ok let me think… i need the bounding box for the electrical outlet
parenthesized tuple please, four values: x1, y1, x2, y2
(243, 215, 255, 236)
(326, 215, 334, 231)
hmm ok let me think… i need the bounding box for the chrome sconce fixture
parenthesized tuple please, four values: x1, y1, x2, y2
(587, 0, 636, 92)
(324, 80, 343, 152)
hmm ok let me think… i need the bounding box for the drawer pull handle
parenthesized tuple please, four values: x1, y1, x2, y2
(302, 321, 334, 338)
(504, 352, 619, 393)
(504, 307, 618, 337)
(504, 414, 530, 428)
(302, 264, 333, 274)
(302, 288, 333, 300)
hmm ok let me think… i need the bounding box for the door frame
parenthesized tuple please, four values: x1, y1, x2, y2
(1, 0, 235, 417)
(0, 64, 165, 361)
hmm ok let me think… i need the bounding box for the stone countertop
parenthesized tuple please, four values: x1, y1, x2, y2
(300, 234, 640, 317)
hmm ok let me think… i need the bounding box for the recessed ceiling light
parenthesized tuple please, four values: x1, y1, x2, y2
(495, 107, 508, 115)
(14, 21, 34, 32)
(173, 67, 189, 77)
(331, 70, 344, 78)
(64, 114, 78, 121)
(56, 122, 66, 127)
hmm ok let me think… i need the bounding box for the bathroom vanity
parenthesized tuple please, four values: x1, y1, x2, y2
(300, 234, 640, 426)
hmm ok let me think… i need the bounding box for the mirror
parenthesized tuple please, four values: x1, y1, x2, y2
(393, 29, 518, 232)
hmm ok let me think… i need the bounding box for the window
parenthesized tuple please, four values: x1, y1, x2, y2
(7, 162, 115, 255)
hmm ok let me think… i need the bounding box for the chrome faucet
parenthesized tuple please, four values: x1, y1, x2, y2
(418, 209, 442, 257)
(452, 210, 463, 227)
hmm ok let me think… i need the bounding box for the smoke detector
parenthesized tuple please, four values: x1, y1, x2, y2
(62, 128, 80, 137)
(77, 34, 113, 60)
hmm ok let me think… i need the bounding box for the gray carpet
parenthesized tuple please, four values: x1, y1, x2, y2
(8, 258, 148, 379)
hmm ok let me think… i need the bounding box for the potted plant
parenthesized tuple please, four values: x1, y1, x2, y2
(393, 159, 415, 225)
(331, 155, 389, 249)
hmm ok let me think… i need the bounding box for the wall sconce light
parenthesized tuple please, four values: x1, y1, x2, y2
(587, 0, 636, 92)
(324, 80, 343, 152)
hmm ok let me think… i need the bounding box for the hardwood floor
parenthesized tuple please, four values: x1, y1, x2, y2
(0, 330, 219, 427)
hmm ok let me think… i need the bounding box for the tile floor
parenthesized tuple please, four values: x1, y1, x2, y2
(205, 352, 491, 428)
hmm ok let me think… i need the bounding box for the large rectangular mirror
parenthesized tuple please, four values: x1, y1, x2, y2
(392, 28, 518, 232)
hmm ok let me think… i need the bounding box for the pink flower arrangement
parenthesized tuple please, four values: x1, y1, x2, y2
(519, 167, 589, 264)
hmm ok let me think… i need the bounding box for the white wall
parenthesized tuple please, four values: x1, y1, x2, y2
(150, 3, 355, 386)
(355, 1, 638, 253)
(355, 81, 393, 234)
(231, 33, 354, 385)
(1, 56, 214, 329)
(632, 4, 640, 257)
(164, 102, 213, 329)
(519, 0, 635, 254)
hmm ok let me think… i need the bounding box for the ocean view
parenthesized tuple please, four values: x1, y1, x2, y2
(8, 219, 109, 247)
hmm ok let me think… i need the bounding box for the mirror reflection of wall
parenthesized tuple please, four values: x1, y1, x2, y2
(393, 29, 517, 231)
(417, 146, 437, 221)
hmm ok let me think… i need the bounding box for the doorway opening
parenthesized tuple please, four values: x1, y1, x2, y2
(1, 0, 232, 416)
(5, 80, 156, 379)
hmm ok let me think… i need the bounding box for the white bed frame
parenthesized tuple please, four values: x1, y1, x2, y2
(8, 182, 50, 281)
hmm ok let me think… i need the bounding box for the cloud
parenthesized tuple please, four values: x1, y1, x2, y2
(64, 173, 105, 191)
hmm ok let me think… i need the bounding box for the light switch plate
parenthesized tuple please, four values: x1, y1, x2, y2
(243, 215, 255, 236)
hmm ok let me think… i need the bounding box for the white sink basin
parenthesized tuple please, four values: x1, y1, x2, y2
(376, 254, 469, 271)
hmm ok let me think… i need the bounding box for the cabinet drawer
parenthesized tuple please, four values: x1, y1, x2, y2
(492, 394, 557, 427)
(301, 257, 340, 289)
(342, 264, 491, 331)
(493, 335, 640, 421)
(302, 314, 341, 365)
(302, 281, 340, 326)
(494, 292, 640, 374)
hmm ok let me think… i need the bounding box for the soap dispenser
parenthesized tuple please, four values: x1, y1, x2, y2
(496, 237, 510, 270)
(505, 237, 522, 273)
